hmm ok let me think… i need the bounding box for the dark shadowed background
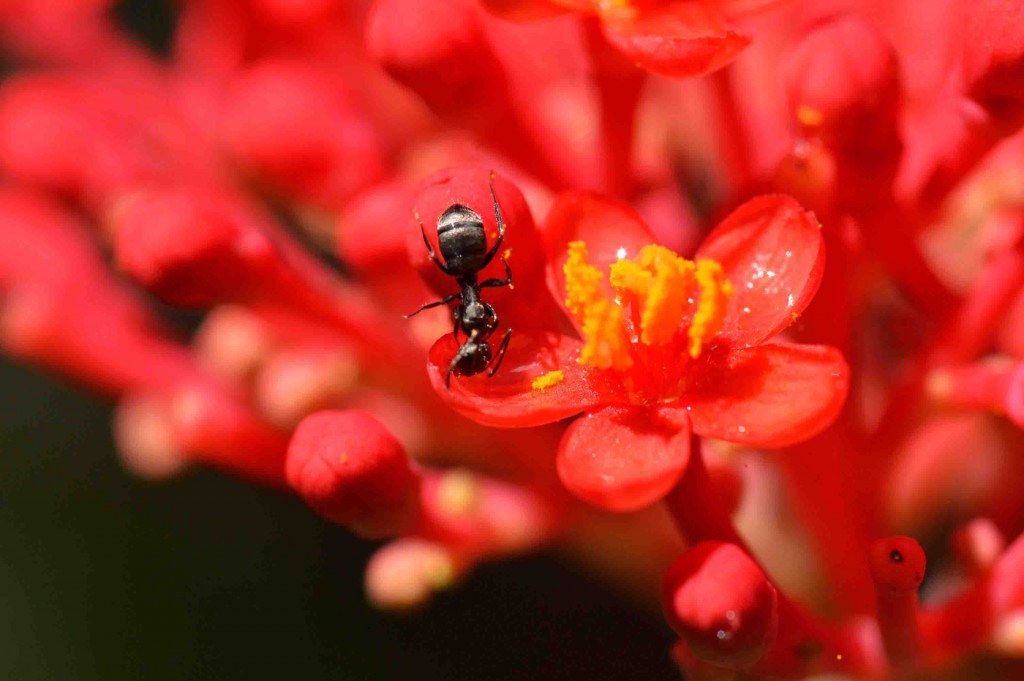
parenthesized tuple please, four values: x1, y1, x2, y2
(0, 2, 677, 679)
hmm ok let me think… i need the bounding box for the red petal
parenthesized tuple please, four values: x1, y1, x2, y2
(685, 342, 848, 448)
(600, 4, 749, 79)
(542, 192, 654, 328)
(427, 331, 617, 427)
(557, 405, 691, 511)
(481, 0, 565, 20)
(696, 195, 825, 348)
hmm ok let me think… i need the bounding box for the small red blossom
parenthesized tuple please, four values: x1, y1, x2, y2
(427, 190, 848, 510)
(662, 541, 779, 670)
(483, 0, 783, 78)
(286, 409, 420, 538)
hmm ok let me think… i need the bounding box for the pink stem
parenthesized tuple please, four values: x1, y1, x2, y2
(582, 17, 645, 197)
(710, 67, 754, 195)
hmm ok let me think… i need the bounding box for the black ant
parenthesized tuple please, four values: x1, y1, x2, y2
(405, 175, 513, 389)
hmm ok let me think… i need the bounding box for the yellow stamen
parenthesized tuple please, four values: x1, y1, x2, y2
(564, 241, 603, 320)
(564, 241, 633, 370)
(610, 245, 695, 345)
(564, 241, 732, 370)
(579, 300, 632, 369)
(688, 259, 734, 358)
(531, 370, 565, 391)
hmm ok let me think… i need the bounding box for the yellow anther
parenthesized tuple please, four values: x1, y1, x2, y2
(688, 259, 733, 358)
(579, 299, 632, 370)
(611, 245, 695, 345)
(608, 258, 652, 299)
(564, 241, 731, 371)
(564, 241, 603, 321)
(564, 241, 633, 370)
(531, 370, 565, 391)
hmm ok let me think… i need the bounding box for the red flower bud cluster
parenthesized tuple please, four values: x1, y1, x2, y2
(4, 0, 1024, 677)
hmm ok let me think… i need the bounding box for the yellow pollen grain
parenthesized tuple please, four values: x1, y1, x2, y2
(564, 241, 633, 370)
(797, 105, 824, 127)
(339, 452, 348, 465)
(531, 370, 565, 391)
(688, 259, 733, 358)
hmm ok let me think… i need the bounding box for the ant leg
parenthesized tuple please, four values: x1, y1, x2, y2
(415, 207, 453, 276)
(480, 256, 513, 289)
(445, 340, 477, 390)
(487, 328, 513, 377)
(480, 173, 506, 268)
(452, 304, 463, 342)
(403, 292, 461, 318)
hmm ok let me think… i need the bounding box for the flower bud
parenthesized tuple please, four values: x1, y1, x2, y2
(221, 60, 386, 206)
(662, 541, 778, 670)
(113, 188, 278, 307)
(962, 0, 1024, 131)
(365, 538, 457, 611)
(286, 410, 420, 538)
(255, 347, 359, 428)
(784, 15, 898, 139)
(366, 0, 503, 126)
(953, 518, 1005, 578)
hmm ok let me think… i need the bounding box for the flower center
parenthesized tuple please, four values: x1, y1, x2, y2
(563, 241, 733, 379)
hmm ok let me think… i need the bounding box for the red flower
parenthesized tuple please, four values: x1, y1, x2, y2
(482, 0, 785, 78)
(427, 192, 848, 511)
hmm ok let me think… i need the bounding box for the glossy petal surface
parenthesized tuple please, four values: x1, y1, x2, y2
(600, 4, 749, 79)
(685, 342, 848, 447)
(543, 192, 654, 330)
(427, 331, 616, 427)
(557, 405, 691, 511)
(696, 195, 825, 348)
